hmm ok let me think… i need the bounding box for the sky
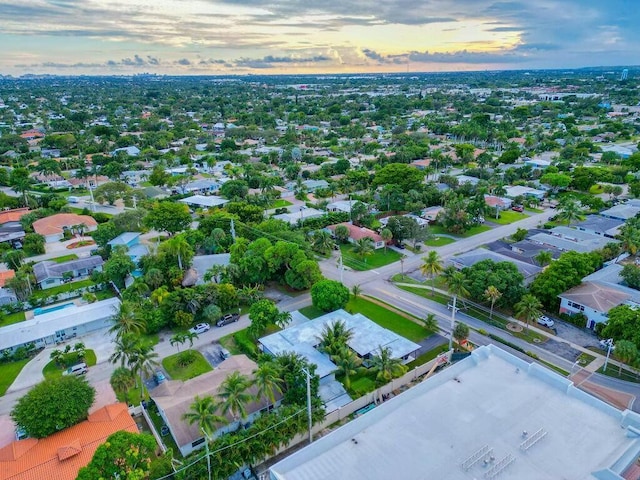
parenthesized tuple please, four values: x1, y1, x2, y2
(1, 0, 639, 75)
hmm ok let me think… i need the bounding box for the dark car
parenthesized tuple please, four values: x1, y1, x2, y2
(217, 313, 240, 327)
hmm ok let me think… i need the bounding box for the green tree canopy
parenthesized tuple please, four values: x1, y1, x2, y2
(372, 163, 426, 192)
(462, 259, 525, 308)
(311, 279, 350, 312)
(11, 376, 95, 438)
(144, 201, 191, 235)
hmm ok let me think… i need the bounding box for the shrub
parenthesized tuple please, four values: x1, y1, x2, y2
(233, 330, 259, 359)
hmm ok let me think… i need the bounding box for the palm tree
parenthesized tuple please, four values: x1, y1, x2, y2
(130, 344, 159, 396)
(311, 230, 334, 254)
(370, 346, 406, 383)
(109, 301, 145, 339)
(219, 371, 253, 422)
(110, 367, 135, 404)
(443, 270, 469, 350)
(252, 362, 283, 407)
(352, 237, 374, 263)
(170, 332, 198, 352)
(317, 319, 354, 356)
(513, 294, 543, 331)
(557, 197, 585, 225)
(420, 251, 443, 296)
(183, 395, 228, 438)
(332, 347, 361, 390)
(161, 234, 193, 270)
(614, 340, 638, 375)
(380, 228, 393, 252)
(351, 284, 362, 299)
(484, 286, 502, 319)
(109, 334, 139, 367)
(422, 313, 438, 332)
(534, 250, 553, 267)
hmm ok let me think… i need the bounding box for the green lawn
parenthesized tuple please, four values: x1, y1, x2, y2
(30, 279, 96, 300)
(346, 297, 431, 342)
(298, 305, 326, 320)
(407, 344, 449, 369)
(0, 359, 30, 396)
(271, 199, 293, 208)
(340, 244, 402, 271)
(1, 311, 26, 327)
(347, 369, 378, 397)
(428, 224, 492, 238)
(597, 365, 640, 383)
(162, 350, 213, 380)
(50, 254, 79, 263)
(424, 236, 456, 247)
(42, 349, 97, 379)
(589, 184, 605, 194)
(490, 210, 528, 225)
(525, 207, 544, 213)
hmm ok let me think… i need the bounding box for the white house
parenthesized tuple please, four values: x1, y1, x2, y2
(33, 256, 104, 289)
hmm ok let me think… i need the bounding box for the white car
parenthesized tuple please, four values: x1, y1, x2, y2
(189, 323, 211, 335)
(447, 303, 460, 313)
(536, 315, 555, 328)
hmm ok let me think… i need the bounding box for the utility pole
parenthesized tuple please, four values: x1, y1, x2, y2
(338, 255, 344, 283)
(449, 296, 457, 351)
(230, 218, 236, 241)
(201, 429, 212, 480)
(603, 340, 613, 372)
(302, 367, 313, 443)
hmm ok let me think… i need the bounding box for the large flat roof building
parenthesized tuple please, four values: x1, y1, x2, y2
(270, 345, 640, 480)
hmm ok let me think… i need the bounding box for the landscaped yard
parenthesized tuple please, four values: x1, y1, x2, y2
(340, 244, 402, 271)
(490, 210, 528, 225)
(271, 199, 293, 208)
(347, 369, 377, 397)
(407, 344, 449, 368)
(1, 311, 26, 327)
(346, 297, 431, 342)
(424, 236, 456, 247)
(30, 279, 96, 300)
(0, 359, 30, 395)
(50, 254, 79, 263)
(298, 305, 326, 320)
(42, 349, 97, 378)
(429, 224, 492, 238)
(162, 350, 213, 380)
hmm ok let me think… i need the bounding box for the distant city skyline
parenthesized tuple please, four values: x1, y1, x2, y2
(2, 0, 639, 75)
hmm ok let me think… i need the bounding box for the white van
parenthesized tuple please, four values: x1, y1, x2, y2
(68, 196, 80, 203)
(63, 363, 88, 376)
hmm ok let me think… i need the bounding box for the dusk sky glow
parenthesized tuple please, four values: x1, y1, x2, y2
(1, 0, 638, 75)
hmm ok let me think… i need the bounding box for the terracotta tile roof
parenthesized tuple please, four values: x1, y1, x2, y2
(0, 270, 15, 288)
(327, 223, 383, 243)
(0, 403, 137, 480)
(0, 208, 30, 225)
(32, 214, 97, 237)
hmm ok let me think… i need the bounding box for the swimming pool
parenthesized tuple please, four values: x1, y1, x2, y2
(33, 302, 75, 316)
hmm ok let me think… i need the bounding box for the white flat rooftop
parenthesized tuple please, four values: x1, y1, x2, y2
(270, 345, 640, 480)
(179, 195, 228, 208)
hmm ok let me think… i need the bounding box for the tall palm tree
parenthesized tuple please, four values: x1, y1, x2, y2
(380, 228, 393, 252)
(332, 347, 361, 390)
(170, 332, 197, 353)
(370, 346, 406, 383)
(443, 271, 469, 350)
(161, 234, 193, 270)
(130, 343, 159, 396)
(351, 237, 374, 263)
(183, 395, 228, 438)
(110, 367, 135, 404)
(351, 284, 362, 299)
(109, 301, 145, 339)
(109, 334, 139, 367)
(614, 340, 638, 375)
(534, 250, 553, 267)
(484, 286, 502, 319)
(252, 362, 283, 407)
(219, 372, 253, 423)
(557, 197, 585, 226)
(514, 294, 543, 331)
(420, 251, 443, 296)
(311, 230, 335, 254)
(317, 320, 354, 356)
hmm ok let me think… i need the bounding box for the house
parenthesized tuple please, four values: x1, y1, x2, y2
(32, 214, 98, 243)
(0, 208, 29, 246)
(410, 159, 431, 170)
(33, 256, 104, 289)
(0, 270, 17, 306)
(558, 263, 640, 329)
(269, 345, 640, 480)
(326, 222, 385, 249)
(259, 309, 420, 412)
(600, 203, 640, 221)
(326, 200, 361, 214)
(484, 194, 513, 211)
(179, 195, 228, 209)
(448, 248, 542, 284)
(524, 158, 551, 170)
(504, 185, 546, 200)
(574, 215, 624, 238)
(273, 207, 324, 225)
(182, 178, 221, 194)
(528, 226, 617, 253)
(151, 355, 280, 457)
(191, 254, 231, 285)
(455, 175, 480, 186)
(421, 206, 444, 222)
(107, 232, 149, 264)
(0, 298, 120, 353)
(0, 403, 137, 480)
(285, 179, 329, 193)
(379, 214, 429, 229)
(110, 146, 140, 157)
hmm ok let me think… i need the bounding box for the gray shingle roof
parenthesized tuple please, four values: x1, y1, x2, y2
(33, 256, 104, 283)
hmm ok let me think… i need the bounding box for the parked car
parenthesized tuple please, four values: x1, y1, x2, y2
(15, 427, 28, 441)
(536, 315, 555, 328)
(512, 205, 524, 212)
(63, 363, 88, 376)
(189, 323, 211, 335)
(153, 371, 166, 385)
(217, 313, 240, 327)
(219, 347, 231, 360)
(599, 338, 615, 351)
(160, 425, 170, 436)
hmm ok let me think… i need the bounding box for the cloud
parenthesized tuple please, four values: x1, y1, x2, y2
(176, 58, 191, 66)
(234, 54, 333, 69)
(362, 49, 385, 62)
